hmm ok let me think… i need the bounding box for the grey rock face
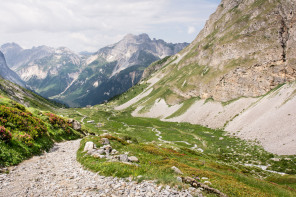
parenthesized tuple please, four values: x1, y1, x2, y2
(146, 0, 296, 102)
(0, 43, 54, 70)
(0, 51, 25, 87)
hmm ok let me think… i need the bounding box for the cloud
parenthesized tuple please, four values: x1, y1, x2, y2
(187, 26, 196, 34)
(0, 0, 219, 52)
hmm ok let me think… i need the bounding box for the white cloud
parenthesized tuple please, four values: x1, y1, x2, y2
(187, 26, 196, 34)
(0, 0, 219, 52)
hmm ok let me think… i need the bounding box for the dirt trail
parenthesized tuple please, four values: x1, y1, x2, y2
(0, 140, 200, 197)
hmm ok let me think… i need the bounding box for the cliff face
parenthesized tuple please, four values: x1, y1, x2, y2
(147, 0, 296, 102)
(0, 51, 25, 87)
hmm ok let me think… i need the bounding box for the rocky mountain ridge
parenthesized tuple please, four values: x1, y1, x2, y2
(1, 34, 188, 107)
(53, 34, 188, 106)
(89, 33, 188, 76)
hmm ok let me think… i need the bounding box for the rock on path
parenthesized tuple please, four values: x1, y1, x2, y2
(0, 139, 202, 197)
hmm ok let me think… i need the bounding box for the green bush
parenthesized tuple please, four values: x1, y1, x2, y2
(0, 105, 47, 139)
(0, 126, 12, 142)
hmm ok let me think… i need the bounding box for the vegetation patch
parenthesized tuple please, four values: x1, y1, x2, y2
(0, 95, 82, 167)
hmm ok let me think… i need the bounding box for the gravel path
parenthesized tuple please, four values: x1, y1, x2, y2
(0, 139, 202, 197)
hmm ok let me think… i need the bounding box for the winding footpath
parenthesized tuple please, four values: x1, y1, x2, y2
(0, 140, 202, 197)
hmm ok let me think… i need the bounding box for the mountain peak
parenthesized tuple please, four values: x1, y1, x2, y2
(1, 42, 22, 50)
(122, 33, 151, 43)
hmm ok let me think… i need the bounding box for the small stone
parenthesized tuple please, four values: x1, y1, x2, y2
(103, 145, 112, 155)
(270, 158, 280, 161)
(171, 166, 183, 175)
(201, 177, 208, 180)
(83, 142, 94, 152)
(101, 138, 110, 145)
(128, 156, 139, 163)
(119, 154, 129, 162)
(176, 177, 182, 182)
(111, 149, 118, 155)
(127, 140, 132, 144)
(97, 149, 105, 155)
(100, 133, 110, 137)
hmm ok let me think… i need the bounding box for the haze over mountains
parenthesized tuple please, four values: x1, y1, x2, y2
(0, 34, 188, 107)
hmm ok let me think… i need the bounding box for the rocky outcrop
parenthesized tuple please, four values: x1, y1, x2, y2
(68, 119, 82, 131)
(142, 0, 296, 102)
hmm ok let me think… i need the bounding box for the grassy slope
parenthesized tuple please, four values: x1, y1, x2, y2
(59, 105, 296, 197)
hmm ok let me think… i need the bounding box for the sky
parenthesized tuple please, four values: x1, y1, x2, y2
(0, 0, 220, 52)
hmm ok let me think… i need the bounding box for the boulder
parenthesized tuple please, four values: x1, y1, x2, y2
(84, 142, 94, 152)
(119, 154, 129, 162)
(102, 145, 112, 155)
(68, 119, 81, 131)
(128, 156, 139, 163)
(171, 166, 183, 175)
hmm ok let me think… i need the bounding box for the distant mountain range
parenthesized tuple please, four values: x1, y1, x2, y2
(0, 34, 188, 107)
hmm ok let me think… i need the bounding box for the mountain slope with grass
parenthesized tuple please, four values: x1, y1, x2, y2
(114, 0, 296, 155)
(57, 104, 296, 197)
(0, 78, 83, 167)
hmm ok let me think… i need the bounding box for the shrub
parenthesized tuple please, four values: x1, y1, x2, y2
(11, 102, 26, 111)
(17, 132, 34, 146)
(45, 113, 72, 133)
(0, 126, 12, 142)
(0, 105, 47, 138)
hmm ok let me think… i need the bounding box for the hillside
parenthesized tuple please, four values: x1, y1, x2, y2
(0, 78, 83, 167)
(114, 0, 296, 155)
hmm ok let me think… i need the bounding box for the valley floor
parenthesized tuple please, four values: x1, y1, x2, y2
(0, 139, 199, 197)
